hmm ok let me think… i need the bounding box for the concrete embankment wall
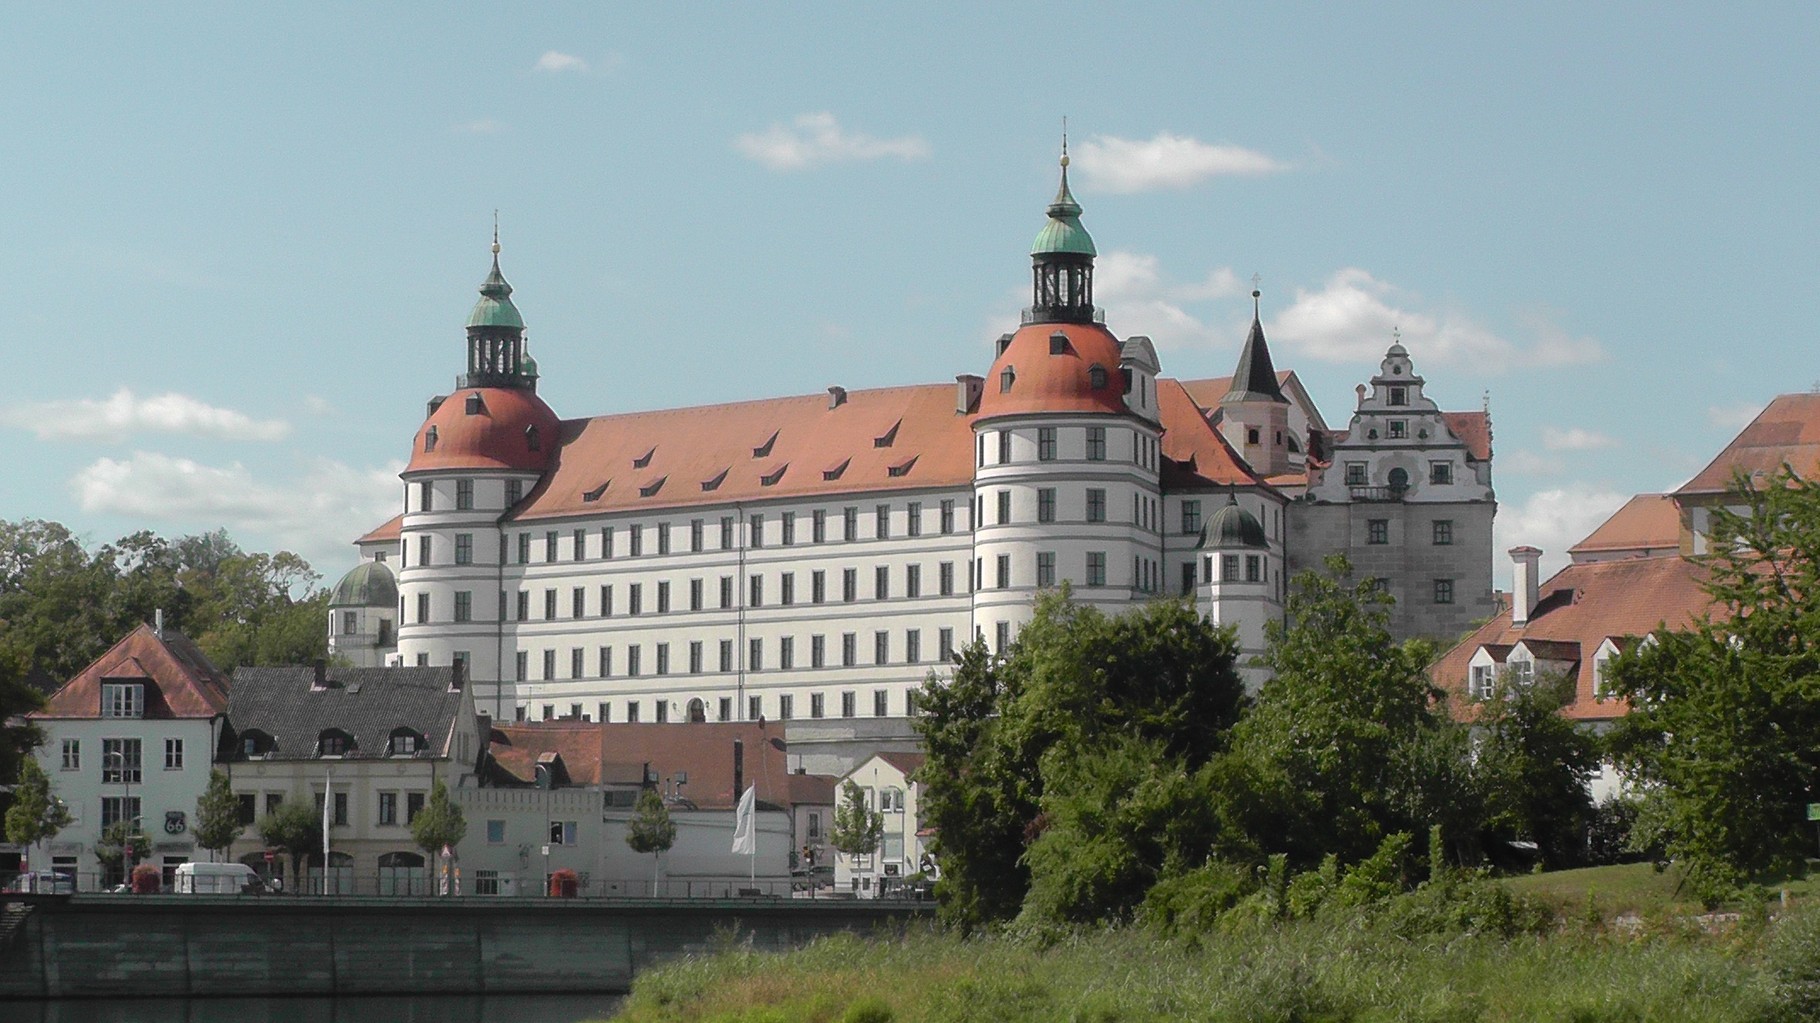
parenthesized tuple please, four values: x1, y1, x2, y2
(0, 895, 928, 999)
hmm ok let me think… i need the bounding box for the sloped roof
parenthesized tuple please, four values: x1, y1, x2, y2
(1177, 370, 1295, 410)
(1439, 411, 1493, 461)
(787, 772, 840, 806)
(1678, 393, 1820, 496)
(1155, 378, 1268, 489)
(1429, 555, 1715, 721)
(407, 386, 562, 475)
(34, 624, 229, 720)
(978, 320, 1131, 420)
(1569, 494, 1681, 556)
(224, 665, 467, 761)
(1222, 315, 1288, 405)
(487, 721, 795, 811)
(356, 514, 403, 545)
(875, 751, 927, 776)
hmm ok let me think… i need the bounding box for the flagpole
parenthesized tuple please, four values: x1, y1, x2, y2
(321, 769, 332, 897)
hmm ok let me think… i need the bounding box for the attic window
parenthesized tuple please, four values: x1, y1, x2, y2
(633, 446, 655, 469)
(100, 681, 145, 719)
(701, 467, 729, 492)
(465, 393, 486, 415)
(999, 367, 1015, 393)
(639, 476, 667, 498)
(388, 728, 425, 756)
(1049, 333, 1069, 355)
(525, 425, 541, 451)
(1088, 365, 1108, 389)
(874, 420, 901, 448)
(424, 426, 438, 453)
(1122, 368, 1133, 394)
(316, 729, 354, 757)
(760, 463, 789, 487)
(887, 455, 919, 478)
(582, 481, 610, 502)
(240, 729, 273, 758)
(753, 432, 778, 458)
(823, 458, 850, 481)
(995, 333, 1013, 356)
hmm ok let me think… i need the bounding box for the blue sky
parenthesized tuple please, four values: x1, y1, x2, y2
(3, 4, 1816, 587)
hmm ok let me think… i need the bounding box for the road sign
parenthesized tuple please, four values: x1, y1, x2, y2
(264, 850, 277, 862)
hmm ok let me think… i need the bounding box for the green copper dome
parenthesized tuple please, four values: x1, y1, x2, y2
(1031, 160, 1097, 257)
(467, 257, 525, 330)
(330, 559, 399, 608)
(1199, 499, 1269, 550)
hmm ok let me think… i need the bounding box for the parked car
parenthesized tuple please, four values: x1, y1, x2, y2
(174, 862, 283, 894)
(3, 871, 76, 894)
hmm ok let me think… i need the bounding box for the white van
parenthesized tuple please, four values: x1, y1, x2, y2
(173, 862, 281, 894)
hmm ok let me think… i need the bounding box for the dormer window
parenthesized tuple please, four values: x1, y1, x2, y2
(316, 729, 354, 757)
(633, 446, 655, 469)
(583, 481, 609, 502)
(240, 729, 274, 758)
(1049, 333, 1069, 355)
(1088, 365, 1108, 389)
(760, 464, 788, 487)
(525, 425, 541, 451)
(753, 432, 778, 458)
(101, 681, 144, 719)
(701, 468, 728, 492)
(388, 728, 424, 756)
(423, 426, 438, 453)
(639, 476, 667, 497)
(874, 421, 900, 448)
(999, 367, 1015, 393)
(465, 393, 486, 415)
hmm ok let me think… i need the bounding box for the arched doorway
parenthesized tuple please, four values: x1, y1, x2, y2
(687, 698, 707, 723)
(377, 850, 428, 896)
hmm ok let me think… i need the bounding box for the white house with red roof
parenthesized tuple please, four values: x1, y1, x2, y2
(834, 750, 930, 897)
(340, 151, 1496, 742)
(22, 622, 231, 889)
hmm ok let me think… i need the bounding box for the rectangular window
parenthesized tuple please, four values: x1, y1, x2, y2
(719, 696, 732, 721)
(690, 518, 704, 552)
(720, 516, 734, 549)
(487, 819, 506, 844)
(940, 499, 955, 534)
(906, 564, 921, 598)
(515, 650, 527, 681)
(1086, 488, 1106, 523)
(407, 792, 426, 824)
(163, 737, 183, 771)
(750, 513, 764, 549)
(844, 507, 859, 542)
(1389, 420, 1408, 439)
(599, 646, 613, 678)
(1245, 555, 1262, 582)
(719, 639, 733, 672)
(571, 586, 586, 618)
(874, 690, 890, 717)
(573, 528, 588, 561)
(600, 585, 614, 617)
(517, 533, 531, 564)
(598, 702, 609, 723)
(1037, 487, 1056, 524)
(875, 565, 889, 600)
(749, 638, 763, 672)
(1086, 426, 1107, 461)
(629, 583, 643, 615)
(812, 635, 826, 668)
(544, 531, 558, 562)
(995, 554, 1010, 589)
(998, 430, 1012, 464)
(1182, 500, 1201, 534)
(782, 511, 796, 545)
(1367, 519, 1389, 545)
(811, 693, 825, 719)
(657, 523, 670, 555)
(842, 633, 857, 667)
(454, 533, 474, 565)
(543, 589, 557, 620)
(60, 738, 79, 771)
(570, 648, 584, 679)
(236, 793, 256, 825)
(516, 591, 529, 622)
(750, 574, 764, 608)
(656, 643, 670, 675)
(690, 578, 703, 611)
(628, 646, 642, 677)
(1038, 427, 1057, 461)
(1434, 579, 1455, 605)
(1344, 462, 1368, 486)
(874, 631, 889, 665)
(602, 526, 615, 558)
(843, 568, 857, 602)
(841, 691, 856, 718)
(905, 629, 921, 663)
(781, 572, 795, 606)
(1182, 561, 1198, 595)
(627, 701, 641, 723)
(420, 482, 434, 512)
(720, 576, 733, 609)
(939, 561, 954, 596)
(505, 479, 523, 506)
(629, 525, 643, 557)
(811, 508, 828, 543)
(812, 570, 826, 603)
(1036, 551, 1055, 588)
(657, 581, 671, 613)
(378, 792, 398, 826)
(779, 695, 794, 720)
(454, 591, 472, 623)
(1433, 520, 1454, 545)
(748, 695, 762, 721)
(1086, 552, 1107, 587)
(997, 490, 1011, 524)
(101, 682, 144, 719)
(876, 504, 890, 539)
(1430, 461, 1454, 485)
(939, 627, 954, 661)
(995, 621, 1011, 653)
(907, 502, 922, 537)
(542, 649, 556, 680)
(779, 636, 795, 670)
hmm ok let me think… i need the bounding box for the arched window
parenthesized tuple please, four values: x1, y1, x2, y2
(316, 729, 354, 757)
(999, 367, 1015, 393)
(687, 698, 706, 724)
(424, 426, 438, 453)
(388, 728, 424, 756)
(1388, 467, 1410, 491)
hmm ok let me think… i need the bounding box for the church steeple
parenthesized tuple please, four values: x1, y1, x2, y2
(1026, 138, 1097, 325)
(460, 225, 536, 391)
(1222, 287, 1288, 406)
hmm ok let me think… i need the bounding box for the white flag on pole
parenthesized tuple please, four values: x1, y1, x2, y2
(730, 784, 757, 855)
(321, 770, 332, 891)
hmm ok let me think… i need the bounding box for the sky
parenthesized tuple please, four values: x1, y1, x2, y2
(3, 3, 1817, 590)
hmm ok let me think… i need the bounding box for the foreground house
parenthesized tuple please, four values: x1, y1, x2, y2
(834, 751, 930, 897)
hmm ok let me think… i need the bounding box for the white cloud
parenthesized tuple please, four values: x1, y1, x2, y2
(1542, 427, 1617, 451)
(1707, 402, 1765, 431)
(1090, 250, 1244, 349)
(303, 395, 335, 417)
(1501, 450, 1564, 476)
(1268, 268, 1605, 372)
(4, 388, 290, 442)
(71, 452, 402, 574)
(1492, 484, 1630, 584)
(451, 118, 505, 134)
(734, 112, 929, 171)
(533, 51, 588, 74)
(1073, 133, 1287, 193)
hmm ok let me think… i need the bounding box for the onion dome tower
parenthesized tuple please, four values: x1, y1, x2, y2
(1196, 494, 1281, 691)
(396, 231, 562, 697)
(1217, 289, 1294, 477)
(971, 143, 1167, 651)
(326, 559, 398, 668)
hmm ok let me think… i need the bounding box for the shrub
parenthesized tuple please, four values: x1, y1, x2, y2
(1138, 860, 1256, 938)
(842, 996, 893, 1023)
(1756, 907, 1820, 1022)
(130, 862, 161, 894)
(548, 867, 579, 898)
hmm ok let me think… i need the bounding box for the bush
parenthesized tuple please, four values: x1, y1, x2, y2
(130, 863, 161, 894)
(1138, 860, 1257, 938)
(1587, 797, 1652, 866)
(841, 995, 893, 1023)
(548, 867, 579, 898)
(1756, 907, 1820, 1022)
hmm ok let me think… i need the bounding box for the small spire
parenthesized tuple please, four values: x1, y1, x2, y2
(1251, 273, 1263, 319)
(491, 209, 501, 256)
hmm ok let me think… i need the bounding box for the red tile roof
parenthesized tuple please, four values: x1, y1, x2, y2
(1156, 378, 1268, 489)
(488, 721, 797, 809)
(1439, 411, 1493, 462)
(406, 386, 562, 475)
(875, 751, 927, 776)
(977, 322, 1132, 420)
(356, 513, 403, 545)
(32, 625, 229, 720)
(1569, 494, 1681, 556)
(1678, 393, 1820, 496)
(1176, 370, 1294, 409)
(1429, 555, 1716, 721)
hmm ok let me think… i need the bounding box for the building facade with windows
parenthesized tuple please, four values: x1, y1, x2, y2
(20, 624, 230, 889)
(834, 751, 930, 897)
(346, 154, 1495, 727)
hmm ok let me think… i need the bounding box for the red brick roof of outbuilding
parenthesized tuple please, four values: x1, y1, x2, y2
(1678, 393, 1820, 496)
(1569, 494, 1682, 556)
(488, 720, 796, 810)
(32, 624, 229, 720)
(1429, 555, 1716, 723)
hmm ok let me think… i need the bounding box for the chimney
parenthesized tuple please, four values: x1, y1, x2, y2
(827, 386, 847, 409)
(954, 374, 983, 415)
(153, 608, 164, 640)
(312, 659, 328, 690)
(732, 738, 745, 801)
(1509, 546, 1542, 626)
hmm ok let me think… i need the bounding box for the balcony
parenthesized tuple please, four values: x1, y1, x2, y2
(1349, 485, 1408, 502)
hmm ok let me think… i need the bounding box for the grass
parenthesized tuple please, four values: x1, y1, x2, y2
(1504, 862, 1820, 917)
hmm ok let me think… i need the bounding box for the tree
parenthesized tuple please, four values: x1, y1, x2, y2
(4, 756, 71, 850)
(193, 770, 243, 861)
(258, 801, 319, 883)
(0, 641, 45, 792)
(95, 819, 153, 882)
(830, 780, 883, 865)
(1472, 672, 1599, 868)
(625, 787, 676, 891)
(1608, 468, 1820, 897)
(411, 780, 468, 862)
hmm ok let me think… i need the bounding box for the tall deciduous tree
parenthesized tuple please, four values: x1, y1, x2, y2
(4, 756, 71, 849)
(193, 770, 244, 861)
(625, 787, 676, 891)
(1608, 468, 1820, 898)
(830, 781, 883, 863)
(258, 801, 319, 884)
(411, 780, 469, 858)
(1472, 672, 1599, 868)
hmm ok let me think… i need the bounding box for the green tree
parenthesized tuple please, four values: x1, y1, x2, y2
(1472, 672, 1599, 868)
(411, 780, 469, 859)
(830, 780, 883, 864)
(95, 819, 153, 882)
(1608, 468, 1820, 897)
(0, 641, 45, 791)
(625, 787, 677, 891)
(4, 756, 71, 848)
(193, 770, 243, 861)
(258, 800, 319, 883)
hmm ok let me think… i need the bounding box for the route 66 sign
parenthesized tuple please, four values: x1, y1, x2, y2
(164, 811, 187, 835)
